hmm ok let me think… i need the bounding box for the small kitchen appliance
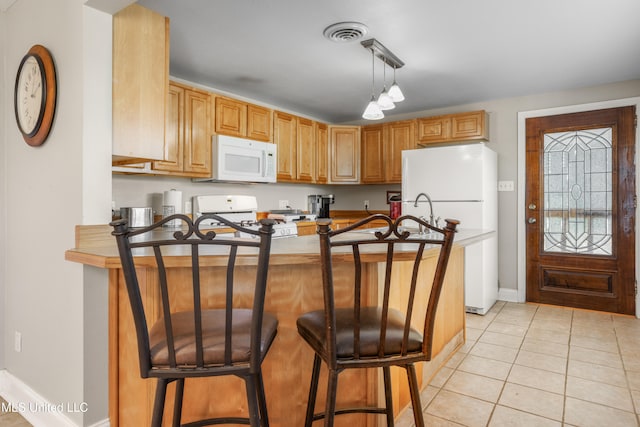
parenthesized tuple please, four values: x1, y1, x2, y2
(193, 195, 297, 238)
(193, 135, 277, 183)
(120, 207, 153, 228)
(308, 194, 334, 218)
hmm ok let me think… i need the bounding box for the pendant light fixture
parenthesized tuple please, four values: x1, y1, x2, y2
(388, 64, 405, 102)
(377, 62, 395, 110)
(360, 38, 405, 120)
(362, 49, 384, 120)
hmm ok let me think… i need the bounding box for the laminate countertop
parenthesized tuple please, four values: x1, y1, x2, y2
(65, 224, 494, 269)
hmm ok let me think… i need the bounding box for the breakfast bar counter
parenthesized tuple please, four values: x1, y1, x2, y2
(66, 225, 493, 427)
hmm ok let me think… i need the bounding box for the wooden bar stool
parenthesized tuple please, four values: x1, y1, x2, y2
(111, 214, 277, 427)
(296, 214, 459, 426)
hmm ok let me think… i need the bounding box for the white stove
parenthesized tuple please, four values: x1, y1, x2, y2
(192, 195, 298, 238)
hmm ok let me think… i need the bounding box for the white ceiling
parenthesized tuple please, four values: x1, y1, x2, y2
(136, 0, 640, 124)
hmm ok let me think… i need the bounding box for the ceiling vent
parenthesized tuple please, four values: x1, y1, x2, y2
(323, 22, 369, 42)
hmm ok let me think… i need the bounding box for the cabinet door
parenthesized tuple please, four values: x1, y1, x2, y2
(451, 110, 487, 141)
(361, 124, 385, 184)
(315, 123, 329, 184)
(183, 89, 211, 175)
(273, 112, 297, 182)
(417, 116, 450, 144)
(386, 120, 416, 183)
(247, 104, 272, 142)
(215, 97, 246, 137)
(112, 4, 167, 164)
(330, 126, 360, 183)
(153, 83, 184, 172)
(296, 117, 315, 182)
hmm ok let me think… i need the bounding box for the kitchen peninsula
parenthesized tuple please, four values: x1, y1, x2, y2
(66, 223, 494, 427)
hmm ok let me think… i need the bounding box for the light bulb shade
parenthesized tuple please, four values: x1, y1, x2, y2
(388, 82, 405, 102)
(377, 90, 395, 110)
(362, 98, 384, 120)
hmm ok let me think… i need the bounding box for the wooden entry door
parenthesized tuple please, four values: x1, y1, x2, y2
(525, 106, 636, 314)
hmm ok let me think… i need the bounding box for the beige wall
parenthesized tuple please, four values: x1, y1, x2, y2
(1, 0, 112, 425)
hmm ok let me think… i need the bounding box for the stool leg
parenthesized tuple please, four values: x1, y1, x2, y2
(406, 364, 425, 427)
(256, 371, 270, 427)
(383, 366, 394, 426)
(152, 378, 168, 427)
(172, 378, 184, 427)
(245, 374, 261, 427)
(304, 354, 322, 427)
(324, 368, 339, 427)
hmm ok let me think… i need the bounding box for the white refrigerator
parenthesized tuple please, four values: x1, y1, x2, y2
(401, 144, 498, 315)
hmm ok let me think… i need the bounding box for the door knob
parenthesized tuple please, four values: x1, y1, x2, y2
(528, 204, 536, 210)
(528, 218, 537, 224)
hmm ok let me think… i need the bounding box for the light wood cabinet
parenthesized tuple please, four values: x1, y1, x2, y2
(247, 104, 272, 141)
(296, 117, 315, 182)
(386, 120, 416, 182)
(112, 4, 168, 165)
(153, 82, 211, 177)
(315, 123, 329, 184)
(215, 97, 272, 142)
(361, 124, 385, 183)
(417, 110, 488, 145)
(273, 111, 297, 181)
(330, 126, 360, 183)
(215, 97, 246, 137)
(360, 120, 415, 184)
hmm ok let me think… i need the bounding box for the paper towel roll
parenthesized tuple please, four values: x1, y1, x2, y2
(163, 189, 183, 213)
(163, 190, 183, 227)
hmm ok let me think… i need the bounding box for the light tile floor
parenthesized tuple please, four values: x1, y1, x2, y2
(396, 301, 640, 427)
(3, 301, 640, 426)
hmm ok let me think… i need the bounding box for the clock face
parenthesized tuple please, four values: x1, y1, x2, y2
(16, 55, 45, 136)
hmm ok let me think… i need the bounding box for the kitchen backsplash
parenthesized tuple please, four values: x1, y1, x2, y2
(113, 174, 400, 215)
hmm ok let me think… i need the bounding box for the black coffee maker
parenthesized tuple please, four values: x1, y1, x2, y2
(308, 194, 335, 218)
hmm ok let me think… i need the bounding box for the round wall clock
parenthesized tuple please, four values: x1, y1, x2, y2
(14, 44, 57, 146)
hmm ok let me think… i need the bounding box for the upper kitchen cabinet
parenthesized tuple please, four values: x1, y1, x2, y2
(330, 126, 360, 184)
(361, 124, 385, 184)
(360, 120, 415, 184)
(112, 4, 168, 165)
(386, 120, 416, 182)
(296, 117, 315, 183)
(154, 82, 211, 177)
(215, 96, 272, 142)
(273, 111, 297, 181)
(417, 110, 488, 145)
(315, 122, 329, 184)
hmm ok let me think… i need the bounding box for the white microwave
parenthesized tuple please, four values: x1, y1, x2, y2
(195, 135, 277, 183)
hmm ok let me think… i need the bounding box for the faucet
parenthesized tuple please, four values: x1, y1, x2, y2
(414, 192, 434, 232)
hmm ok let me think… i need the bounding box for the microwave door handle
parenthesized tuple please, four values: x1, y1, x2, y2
(262, 151, 267, 177)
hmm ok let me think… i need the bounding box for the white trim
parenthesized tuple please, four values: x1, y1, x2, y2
(0, 370, 110, 427)
(517, 97, 640, 317)
(498, 287, 519, 303)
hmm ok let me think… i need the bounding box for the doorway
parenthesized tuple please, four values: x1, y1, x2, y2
(524, 106, 636, 314)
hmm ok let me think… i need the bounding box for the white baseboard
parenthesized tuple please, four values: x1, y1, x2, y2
(498, 288, 519, 303)
(0, 370, 109, 427)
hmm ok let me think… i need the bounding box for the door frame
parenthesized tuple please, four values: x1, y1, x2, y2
(517, 97, 640, 317)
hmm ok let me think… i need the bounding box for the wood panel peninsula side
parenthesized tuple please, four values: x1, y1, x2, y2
(66, 225, 494, 426)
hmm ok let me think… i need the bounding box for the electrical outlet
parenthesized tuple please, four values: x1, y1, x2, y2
(14, 331, 21, 353)
(278, 200, 289, 209)
(498, 181, 515, 192)
(364, 200, 369, 209)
